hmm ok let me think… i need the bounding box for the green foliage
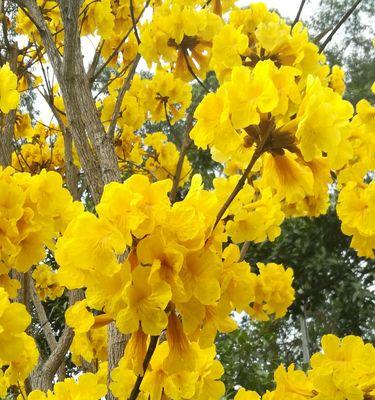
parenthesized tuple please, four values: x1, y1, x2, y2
(217, 209, 375, 394)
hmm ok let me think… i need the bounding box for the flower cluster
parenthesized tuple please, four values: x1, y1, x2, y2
(24, 369, 107, 400)
(0, 168, 82, 275)
(12, 120, 79, 175)
(0, 288, 38, 397)
(236, 334, 375, 400)
(32, 263, 64, 301)
(0, 63, 19, 114)
(55, 173, 295, 398)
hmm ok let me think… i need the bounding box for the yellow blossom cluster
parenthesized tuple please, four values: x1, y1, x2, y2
(24, 369, 107, 400)
(55, 173, 295, 398)
(185, 2, 373, 256)
(144, 132, 191, 184)
(102, 71, 192, 180)
(12, 121, 79, 175)
(0, 288, 38, 396)
(236, 334, 375, 400)
(32, 264, 64, 301)
(337, 181, 374, 258)
(102, 70, 191, 129)
(65, 299, 108, 366)
(0, 63, 19, 114)
(0, 167, 82, 275)
(140, 2, 223, 80)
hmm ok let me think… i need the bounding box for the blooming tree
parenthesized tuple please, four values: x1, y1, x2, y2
(0, 0, 374, 399)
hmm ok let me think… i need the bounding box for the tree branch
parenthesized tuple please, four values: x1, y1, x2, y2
(169, 113, 194, 203)
(107, 53, 141, 141)
(128, 336, 159, 400)
(319, 0, 363, 53)
(292, 0, 306, 27)
(29, 278, 57, 352)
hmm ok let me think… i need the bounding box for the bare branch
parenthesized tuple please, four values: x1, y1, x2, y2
(292, 0, 306, 27)
(239, 241, 251, 262)
(87, 39, 104, 84)
(128, 336, 159, 400)
(29, 278, 57, 351)
(107, 53, 141, 140)
(129, 0, 141, 45)
(169, 113, 194, 203)
(319, 0, 363, 53)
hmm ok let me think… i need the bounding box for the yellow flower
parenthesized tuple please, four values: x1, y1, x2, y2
(120, 328, 148, 376)
(190, 89, 240, 155)
(259, 151, 314, 205)
(0, 274, 20, 298)
(181, 249, 221, 305)
(164, 311, 197, 373)
(329, 65, 346, 95)
(97, 175, 172, 243)
(0, 288, 32, 362)
(28, 371, 107, 400)
(247, 263, 295, 321)
(272, 364, 315, 399)
(337, 181, 375, 259)
(309, 335, 375, 400)
(226, 188, 284, 244)
(80, 0, 114, 39)
(220, 244, 256, 311)
(295, 76, 353, 162)
(144, 69, 192, 123)
(32, 264, 64, 301)
(137, 228, 186, 302)
(116, 266, 171, 335)
(110, 356, 137, 400)
(194, 345, 226, 400)
(140, 341, 198, 400)
(4, 333, 38, 384)
(234, 387, 261, 400)
(56, 212, 126, 289)
(226, 62, 279, 129)
(65, 300, 95, 333)
(210, 24, 248, 82)
(0, 63, 20, 113)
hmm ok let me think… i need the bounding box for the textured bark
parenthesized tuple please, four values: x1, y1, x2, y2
(106, 323, 128, 400)
(30, 289, 84, 391)
(60, 0, 121, 186)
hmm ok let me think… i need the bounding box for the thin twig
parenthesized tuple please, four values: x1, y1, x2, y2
(239, 241, 251, 262)
(292, 0, 306, 27)
(87, 40, 104, 83)
(319, 0, 363, 53)
(182, 49, 210, 93)
(211, 117, 274, 232)
(107, 53, 141, 140)
(212, 149, 260, 232)
(130, 0, 141, 45)
(169, 114, 194, 203)
(128, 335, 159, 400)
